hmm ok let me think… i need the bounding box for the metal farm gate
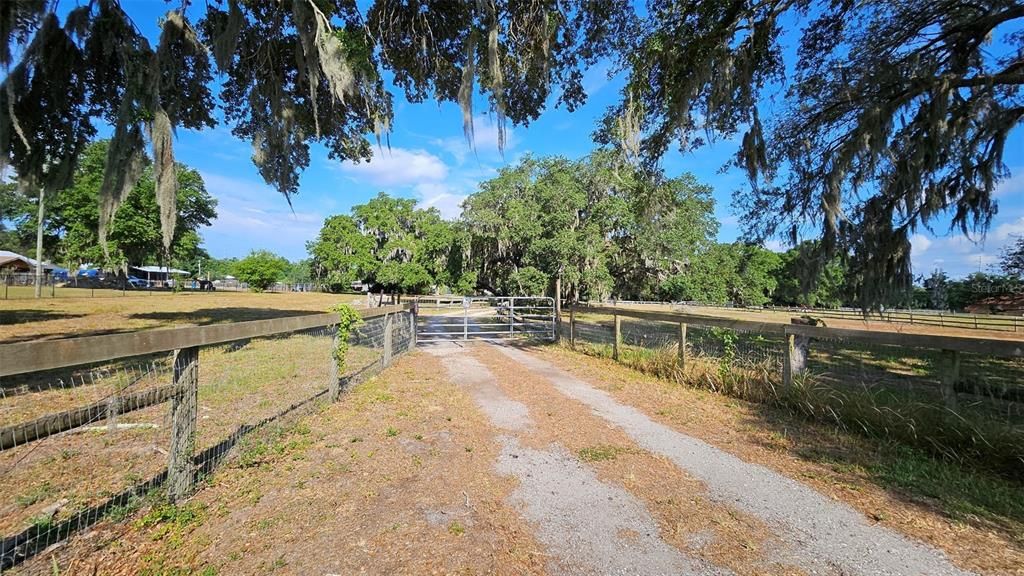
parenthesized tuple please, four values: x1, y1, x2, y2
(415, 296, 556, 342)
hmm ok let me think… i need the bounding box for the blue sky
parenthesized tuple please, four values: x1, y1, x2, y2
(78, 3, 1024, 278)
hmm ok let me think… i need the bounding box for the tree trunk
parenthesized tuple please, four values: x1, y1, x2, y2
(34, 186, 46, 299)
(554, 275, 562, 318)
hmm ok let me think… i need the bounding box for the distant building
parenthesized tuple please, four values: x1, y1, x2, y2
(965, 294, 1024, 316)
(0, 250, 65, 278)
(129, 265, 190, 288)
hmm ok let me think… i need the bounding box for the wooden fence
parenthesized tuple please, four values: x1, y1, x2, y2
(591, 299, 1024, 333)
(569, 304, 1024, 409)
(0, 303, 414, 502)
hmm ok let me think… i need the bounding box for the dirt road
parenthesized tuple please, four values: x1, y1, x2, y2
(425, 341, 973, 576)
(19, 341, 1007, 575)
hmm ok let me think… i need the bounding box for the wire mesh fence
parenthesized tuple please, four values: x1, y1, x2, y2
(0, 307, 413, 571)
(565, 306, 1024, 479)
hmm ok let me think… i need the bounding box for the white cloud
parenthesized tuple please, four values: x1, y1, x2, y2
(992, 216, 1024, 243)
(909, 233, 932, 256)
(414, 182, 468, 220)
(199, 172, 324, 259)
(763, 239, 786, 252)
(433, 115, 518, 164)
(338, 147, 448, 186)
(908, 230, 1005, 278)
(581, 62, 613, 95)
(994, 168, 1024, 198)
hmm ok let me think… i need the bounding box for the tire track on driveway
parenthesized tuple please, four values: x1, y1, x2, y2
(493, 343, 976, 576)
(424, 341, 729, 576)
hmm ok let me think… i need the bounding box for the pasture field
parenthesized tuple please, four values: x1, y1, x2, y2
(608, 302, 1024, 340)
(0, 291, 366, 344)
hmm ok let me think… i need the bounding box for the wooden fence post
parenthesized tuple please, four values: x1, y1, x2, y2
(383, 313, 394, 366)
(409, 309, 417, 351)
(168, 346, 199, 502)
(613, 314, 621, 361)
(329, 330, 342, 401)
(939, 349, 960, 410)
(106, 388, 120, 433)
(677, 322, 687, 370)
(782, 330, 807, 390)
(569, 306, 576, 347)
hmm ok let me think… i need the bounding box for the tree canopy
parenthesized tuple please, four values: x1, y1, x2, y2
(308, 192, 466, 294)
(312, 154, 788, 306)
(234, 249, 289, 291)
(1, 0, 630, 254)
(605, 0, 1024, 308)
(4, 1, 1020, 306)
(0, 140, 217, 270)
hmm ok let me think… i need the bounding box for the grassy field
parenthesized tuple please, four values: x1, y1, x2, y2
(605, 302, 1024, 340)
(0, 290, 367, 344)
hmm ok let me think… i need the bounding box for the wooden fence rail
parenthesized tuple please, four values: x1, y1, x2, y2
(570, 304, 1024, 410)
(587, 299, 1024, 332)
(0, 305, 406, 378)
(0, 303, 414, 503)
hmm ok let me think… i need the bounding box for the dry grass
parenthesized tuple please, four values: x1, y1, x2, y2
(0, 331, 349, 537)
(14, 352, 548, 575)
(0, 291, 365, 344)
(569, 338, 1024, 481)
(530, 344, 1024, 575)
(604, 303, 1024, 341)
(469, 346, 809, 576)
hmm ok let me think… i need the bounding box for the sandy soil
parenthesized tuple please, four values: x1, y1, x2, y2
(8, 341, 1018, 575)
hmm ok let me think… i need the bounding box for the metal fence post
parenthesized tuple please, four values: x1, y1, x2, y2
(678, 322, 687, 370)
(383, 313, 394, 366)
(939, 349, 960, 410)
(509, 298, 515, 337)
(613, 314, 621, 361)
(168, 346, 199, 502)
(106, 387, 120, 432)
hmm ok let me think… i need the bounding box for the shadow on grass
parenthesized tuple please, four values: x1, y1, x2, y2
(0, 310, 86, 326)
(0, 327, 133, 345)
(129, 307, 324, 326)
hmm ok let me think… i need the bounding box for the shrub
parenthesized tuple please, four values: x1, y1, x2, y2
(234, 250, 289, 292)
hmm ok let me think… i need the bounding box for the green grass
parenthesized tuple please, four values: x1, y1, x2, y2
(570, 339, 1024, 481)
(873, 445, 1024, 533)
(577, 445, 637, 462)
(234, 421, 316, 469)
(800, 441, 1024, 543)
(15, 482, 54, 508)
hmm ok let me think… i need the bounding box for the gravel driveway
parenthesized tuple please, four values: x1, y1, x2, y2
(426, 340, 975, 576)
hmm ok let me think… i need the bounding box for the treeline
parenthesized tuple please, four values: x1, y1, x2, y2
(308, 153, 855, 306)
(916, 270, 1024, 312)
(1, 141, 216, 274)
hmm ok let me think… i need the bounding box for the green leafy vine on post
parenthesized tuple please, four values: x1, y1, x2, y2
(331, 303, 364, 376)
